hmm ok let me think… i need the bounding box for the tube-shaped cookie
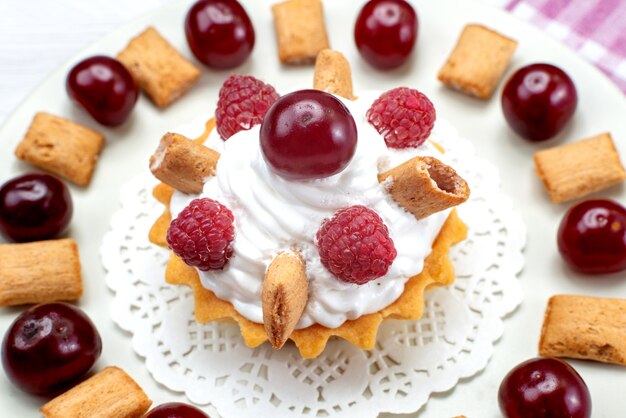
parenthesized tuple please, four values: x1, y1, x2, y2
(0, 239, 82, 306)
(262, 251, 309, 350)
(40, 366, 151, 418)
(378, 156, 470, 220)
(313, 49, 355, 100)
(149, 132, 220, 194)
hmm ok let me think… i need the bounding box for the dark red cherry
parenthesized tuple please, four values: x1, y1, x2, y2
(144, 402, 210, 418)
(66, 55, 139, 126)
(260, 90, 358, 180)
(354, 0, 418, 69)
(0, 173, 72, 242)
(185, 0, 255, 69)
(502, 63, 577, 141)
(498, 357, 591, 418)
(557, 199, 626, 274)
(1, 303, 102, 395)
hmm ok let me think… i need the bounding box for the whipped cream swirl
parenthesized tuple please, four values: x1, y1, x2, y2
(170, 92, 452, 329)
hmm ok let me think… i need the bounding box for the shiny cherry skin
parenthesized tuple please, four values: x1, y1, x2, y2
(1, 303, 102, 395)
(185, 0, 255, 69)
(502, 63, 577, 141)
(354, 0, 418, 69)
(498, 357, 591, 418)
(144, 402, 210, 418)
(0, 173, 72, 242)
(557, 199, 626, 274)
(260, 90, 358, 180)
(66, 55, 139, 126)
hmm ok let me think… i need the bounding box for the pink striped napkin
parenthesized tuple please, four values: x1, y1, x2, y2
(505, 0, 626, 94)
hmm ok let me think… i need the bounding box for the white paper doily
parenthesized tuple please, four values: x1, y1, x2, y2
(101, 124, 526, 418)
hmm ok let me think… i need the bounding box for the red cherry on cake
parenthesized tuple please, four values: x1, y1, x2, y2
(367, 87, 436, 148)
(260, 89, 357, 180)
(557, 199, 626, 274)
(167, 198, 235, 270)
(66, 56, 139, 126)
(0, 173, 73, 242)
(498, 357, 591, 418)
(1, 302, 102, 395)
(185, 0, 255, 69)
(502, 63, 577, 141)
(316, 205, 397, 284)
(354, 0, 418, 69)
(144, 402, 209, 418)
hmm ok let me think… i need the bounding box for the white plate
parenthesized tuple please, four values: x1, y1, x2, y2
(1, 0, 625, 417)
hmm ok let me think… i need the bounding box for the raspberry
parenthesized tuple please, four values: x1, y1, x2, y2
(215, 75, 280, 140)
(316, 205, 397, 285)
(166, 198, 235, 271)
(366, 87, 436, 148)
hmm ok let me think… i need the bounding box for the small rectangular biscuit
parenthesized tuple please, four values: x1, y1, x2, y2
(118, 27, 201, 108)
(438, 24, 517, 99)
(272, 0, 330, 64)
(533, 133, 626, 203)
(40, 366, 152, 418)
(15, 112, 104, 186)
(149, 132, 220, 194)
(0, 239, 82, 306)
(539, 295, 626, 366)
(313, 49, 354, 100)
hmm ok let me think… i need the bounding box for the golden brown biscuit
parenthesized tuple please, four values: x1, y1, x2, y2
(438, 24, 517, 99)
(118, 27, 201, 108)
(379, 156, 470, 220)
(272, 0, 330, 64)
(149, 132, 220, 195)
(15, 112, 104, 186)
(539, 295, 626, 366)
(263, 251, 309, 350)
(40, 367, 151, 418)
(533, 132, 626, 203)
(313, 49, 355, 99)
(0, 239, 82, 306)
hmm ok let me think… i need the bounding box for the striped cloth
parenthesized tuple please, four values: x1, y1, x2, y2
(505, 0, 626, 94)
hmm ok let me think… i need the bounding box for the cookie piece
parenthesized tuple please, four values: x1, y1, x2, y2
(40, 366, 151, 418)
(539, 295, 626, 366)
(438, 24, 517, 99)
(149, 132, 220, 194)
(117, 27, 201, 108)
(14, 112, 104, 186)
(533, 132, 626, 203)
(262, 251, 308, 350)
(272, 0, 330, 64)
(313, 49, 354, 100)
(378, 156, 470, 220)
(0, 239, 82, 306)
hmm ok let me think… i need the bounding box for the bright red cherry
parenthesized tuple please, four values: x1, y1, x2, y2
(260, 90, 357, 180)
(185, 0, 255, 69)
(502, 63, 577, 141)
(498, 357, 591, 418)
(557, 199, 626, 274)
(144, 402, 210, 418)
(2, 303, 102, 395)
(66, 56, 139, 126)
(0, 173, 72, 242)
(354, 0, 418, 69)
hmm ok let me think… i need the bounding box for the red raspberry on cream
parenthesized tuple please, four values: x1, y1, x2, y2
(367, 87, 436, 148)
(316, 205, 397, 285)
(166, 198, 235, 271)
(215, 75, 279, 140)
